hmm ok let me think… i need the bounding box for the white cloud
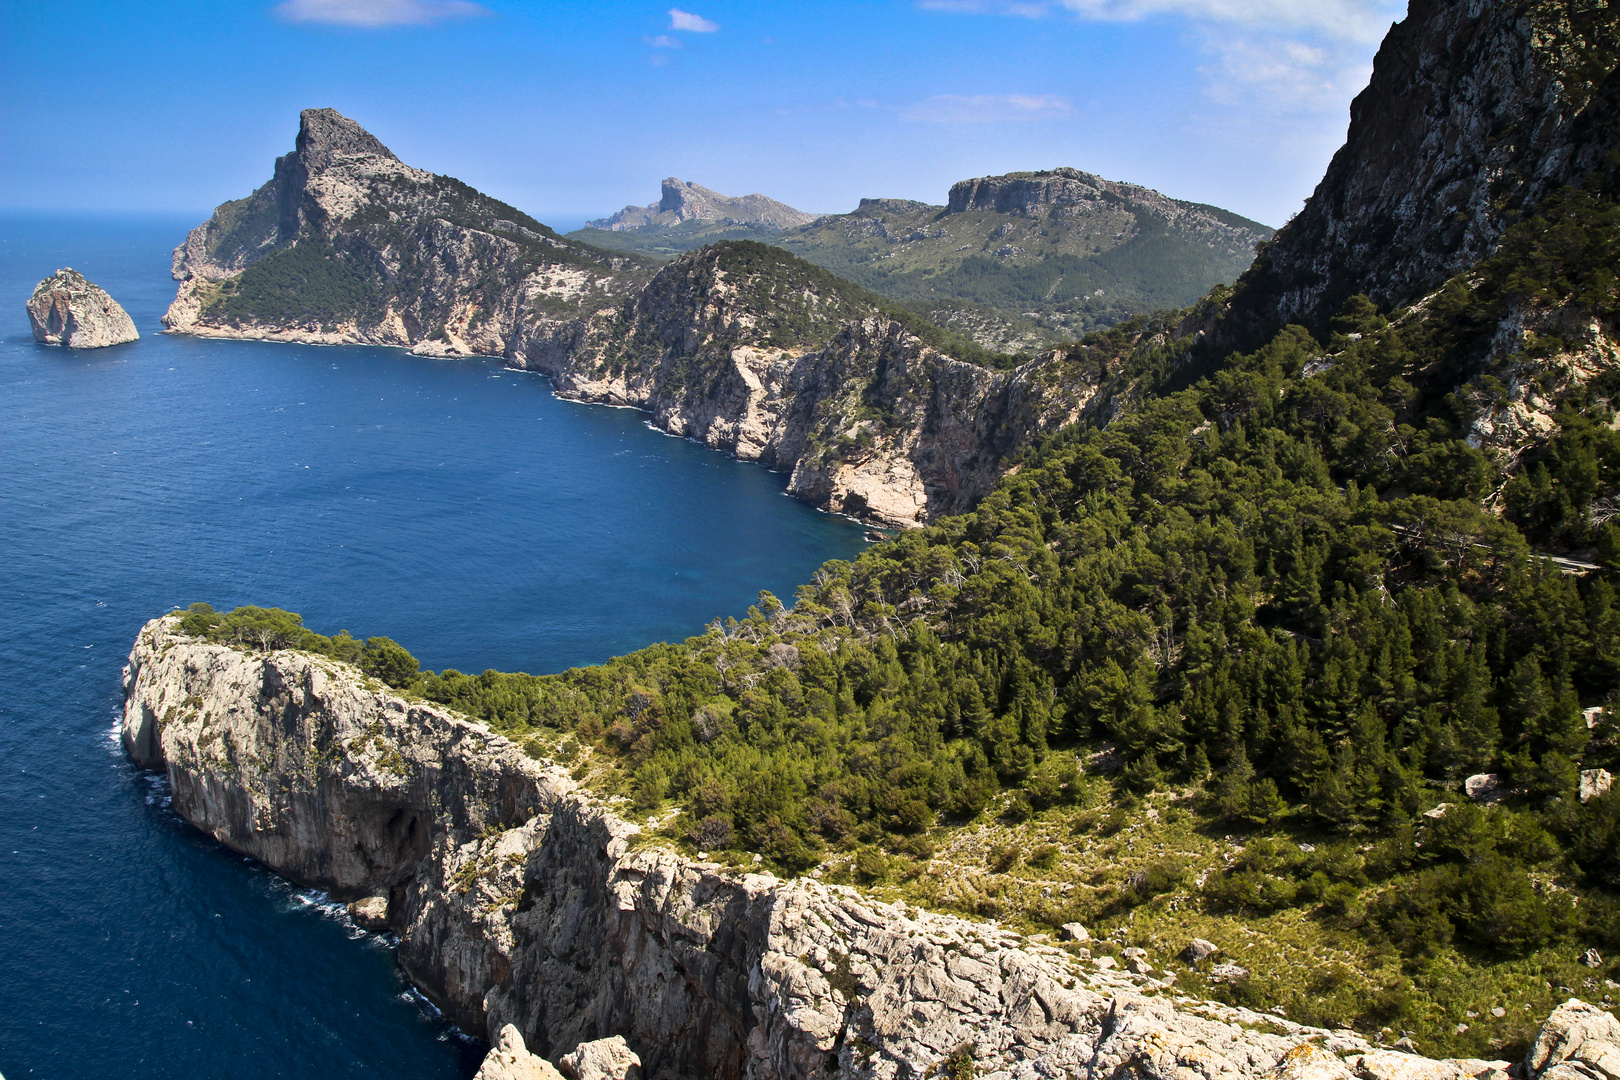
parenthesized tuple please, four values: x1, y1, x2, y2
(646, 34, 682, 48)
(917, 0, 1404, 113)
(668, 8, 719, 32)
(918, 0, 1397, 39)
(903, 93, 1075, 123)
(274, 0, 488, 26)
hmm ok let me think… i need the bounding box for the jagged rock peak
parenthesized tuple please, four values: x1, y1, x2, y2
(27, 268, 139, 348)
(1241, 0, 1620, 328)
(293, 107, 398, 174)
(587, 177, 818, 231)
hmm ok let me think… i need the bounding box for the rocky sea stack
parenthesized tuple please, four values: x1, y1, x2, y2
(27, 268, 139, 348)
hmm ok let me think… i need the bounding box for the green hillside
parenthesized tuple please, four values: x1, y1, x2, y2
(570, 178, 1271, 351)
(189, 173, 1620, 1055)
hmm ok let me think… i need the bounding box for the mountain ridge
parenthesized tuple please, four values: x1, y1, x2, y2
(571, 167, 1272, 350)
(586, 177, 819, 232)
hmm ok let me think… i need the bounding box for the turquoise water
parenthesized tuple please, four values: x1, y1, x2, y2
(0, 217, 868, 1078)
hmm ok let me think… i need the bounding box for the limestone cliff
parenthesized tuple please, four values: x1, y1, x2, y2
(124, 616, 1615, 1080)
(163, 108, 650, 356)
(1235, 0, 1620, 330)
(27, 268, 139, 348)
(514, 242, 1108, 526)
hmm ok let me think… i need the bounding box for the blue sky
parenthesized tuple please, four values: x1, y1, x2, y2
(0, 0, 1407, 230)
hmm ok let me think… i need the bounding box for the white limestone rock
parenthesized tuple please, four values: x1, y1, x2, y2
(347, 895, 389, 932)
(27, 268, 138, 348)
(1182, 938, 1221, 963)
(121, 617, 1613, 1080)
(476, 1025, 565, 1080)
(1526, 999, 1620, 1080)
(556, 1036, 641, 1080)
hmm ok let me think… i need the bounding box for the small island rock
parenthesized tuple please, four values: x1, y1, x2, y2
(27, 268, 139, 348)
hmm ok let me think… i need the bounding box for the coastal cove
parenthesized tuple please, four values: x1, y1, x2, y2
(0, 216, 868, 1079)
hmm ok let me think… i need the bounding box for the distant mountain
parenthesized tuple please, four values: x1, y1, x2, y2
(571, 168, 1272, 350)
(587, 178, 818, 232)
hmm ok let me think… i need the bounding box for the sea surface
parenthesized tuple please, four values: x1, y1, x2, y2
(0, 216, 868, 1078)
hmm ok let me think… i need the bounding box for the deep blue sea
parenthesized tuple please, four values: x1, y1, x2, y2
(0, 216, 867, 1078)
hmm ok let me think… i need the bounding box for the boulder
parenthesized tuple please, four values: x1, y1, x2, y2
(1581, 950, 1603, 969)
(1351, 1052, 1511, 1080)
(557, 1036, 642, 1080)
(27, 268, 138, 348)
(1270, 1043, 1355, 1080)
(1182, 938, 1221, 963)
(1059, 922, 1090, 943)
(1525, 999, 1620, 1080)
(1581, 771, 1613, 805)
(346, 895, 389, 932)
(475, 1025, 565, 1080)
(1466, 774, 1506, 803)
(1210, 963, 1250, 984)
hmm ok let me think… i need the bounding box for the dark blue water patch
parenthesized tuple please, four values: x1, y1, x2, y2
(0, 216, 868, 1078)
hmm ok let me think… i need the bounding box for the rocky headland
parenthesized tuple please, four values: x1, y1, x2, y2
(155, 0, 1620, 528)
(120, 616, 1620, 1080)
(27, 268, 139, 348)
(162, 108, 650, 357)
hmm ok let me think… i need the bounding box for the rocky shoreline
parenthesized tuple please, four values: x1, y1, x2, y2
(120, 615, 1620, 1079)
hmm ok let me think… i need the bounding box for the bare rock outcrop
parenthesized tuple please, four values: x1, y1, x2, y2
(1235, 0, 1620, 330)
(945, 167, 1263, 257)
(557, 1036, 642, 1080)
(121, 616, 1613, 1080)
(1526, 998, 1620, 1080)
(514, 244, 1109, 527)
(477, 1024, 566, 1080)
(27, 268, 139, 348)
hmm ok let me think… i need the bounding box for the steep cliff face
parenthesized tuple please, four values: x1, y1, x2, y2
(164, 108, 650, 355)
(126, 616, 1600, 1080)
(516, 243, 1107, 526)
(1238, 0, 1620, 329)
(27, 268, 139, 348)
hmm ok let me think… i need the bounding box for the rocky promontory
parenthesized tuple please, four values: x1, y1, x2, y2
(27, 268, 139, 348)
(121, 616, 1620, 1080)
(162, 107, 649, 356)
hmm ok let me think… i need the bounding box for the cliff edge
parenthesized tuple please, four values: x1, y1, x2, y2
(120, 616, 1617, 1080)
